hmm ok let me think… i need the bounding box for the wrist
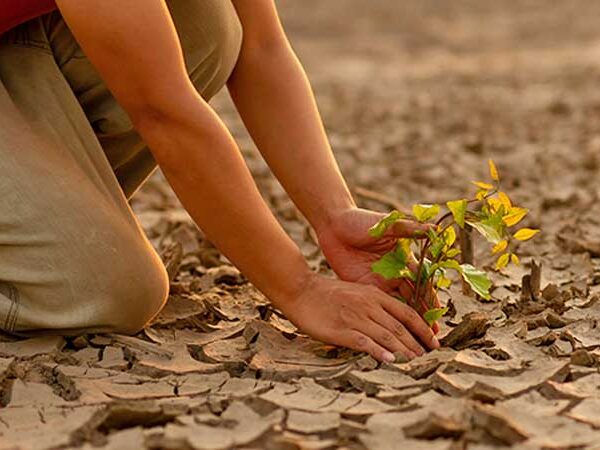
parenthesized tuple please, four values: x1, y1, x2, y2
(269, 265, 319, 313)
(311, 201, 356, 236)
(259, 251, 316, 311)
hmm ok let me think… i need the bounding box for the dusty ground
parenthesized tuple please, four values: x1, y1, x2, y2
(2, 1, 600, 449)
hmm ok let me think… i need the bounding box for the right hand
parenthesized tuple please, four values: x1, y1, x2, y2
(281, 273, 441, 362)
(316, 207, 442, 333)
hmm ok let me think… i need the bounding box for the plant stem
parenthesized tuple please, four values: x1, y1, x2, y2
(414, 218, 460, 311)
(413, 238, 428, 311)
(412, 187, 499, 313)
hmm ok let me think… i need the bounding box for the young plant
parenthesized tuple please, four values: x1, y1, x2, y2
(368, 160, 539, 327)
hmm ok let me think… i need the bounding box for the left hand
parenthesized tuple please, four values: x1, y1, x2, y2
(316, 207, 442, 333)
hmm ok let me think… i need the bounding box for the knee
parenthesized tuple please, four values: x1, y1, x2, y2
(13, 236, 169, 335)
(68, 231, 170, 335)
(167, 0, 243, 100)
(101, 246, 170, 334)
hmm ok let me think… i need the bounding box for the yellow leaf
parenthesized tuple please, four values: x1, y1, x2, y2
(437, 276, 452, 289)
(498, 192, 512, 210)
(412, 204, 440, 222)
(511, 254, 520, 265)
(399, 238, 413, 258)
(513, 228, 540, 241)
(488, 159, 499, 181)
(495, 253, 510, 270)
(446, 248, 461, 258)
(487, 198, 502, 213)
(476, 189, 489, 201)
(492, 240, 508, 254)
(443, 226, 457, 248)
(503, 207, 528, 227)
(472, 181, 494, 190)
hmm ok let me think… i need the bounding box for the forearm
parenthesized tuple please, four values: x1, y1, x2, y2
(132, 97, 311, 308)
(227, 42, 355, 232)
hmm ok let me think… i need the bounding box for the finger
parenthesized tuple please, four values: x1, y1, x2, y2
(370, 309, 425, 356)
(387, 220, 432, 239)
(338, 330, 397, 363)
(398, 281, 442, 334)
(361, 318, 419, 359)
(380, 295, 440, 350)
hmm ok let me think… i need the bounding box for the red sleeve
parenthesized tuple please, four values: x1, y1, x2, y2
(0, 0, 57, 35)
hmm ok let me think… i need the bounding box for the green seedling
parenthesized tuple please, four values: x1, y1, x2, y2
(368, 160, 539, 327)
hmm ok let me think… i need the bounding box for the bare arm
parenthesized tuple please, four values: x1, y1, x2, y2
(227, 2, 444, 335)
(228, 0, 355, 231)
(55, 0, 311, 308)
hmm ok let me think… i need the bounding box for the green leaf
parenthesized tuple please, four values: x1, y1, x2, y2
(423, 307, 449, 327)
(371, 246, 408, 280)
(368, 210, 403, 238)
(466, 209, 506, 244)
(412, 204, 440, 223)
(446, 248, 461, 258)
(419, 259, 434, 282)
(440, 259, 462, 272)
(446, 199, 467, 228)
(460, 264, 492, 300)
(428, 229, 445, 259)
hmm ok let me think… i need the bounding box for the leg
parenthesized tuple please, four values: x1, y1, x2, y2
(0, 21, 169, 335)
(45, 0, 243, 197)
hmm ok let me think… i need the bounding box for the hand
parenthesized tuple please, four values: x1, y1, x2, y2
(316, 207, 442, 332)
(281, 274, 440, 362)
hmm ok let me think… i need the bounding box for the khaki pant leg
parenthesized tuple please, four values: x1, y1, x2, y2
(46, 0, 243, 198)
(0, 21, 169, 335)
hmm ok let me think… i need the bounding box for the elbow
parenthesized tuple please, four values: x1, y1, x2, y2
(125, 91, 220, 171)
(126, 98, 192, 168)
(128, 99, 181, 134)
(126, 79, 200, 133)
(233, 33, 291, 69)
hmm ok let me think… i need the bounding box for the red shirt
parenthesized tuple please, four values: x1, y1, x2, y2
(1, 0, 57, 35)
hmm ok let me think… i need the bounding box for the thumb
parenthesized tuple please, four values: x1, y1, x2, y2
(385, 219, 432, 239)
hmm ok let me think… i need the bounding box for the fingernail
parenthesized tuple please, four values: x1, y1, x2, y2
(382, 351, 396, 363)
(432, 336, 441, 349)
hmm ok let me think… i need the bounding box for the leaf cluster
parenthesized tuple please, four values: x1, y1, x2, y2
(368, 160, 539, 326)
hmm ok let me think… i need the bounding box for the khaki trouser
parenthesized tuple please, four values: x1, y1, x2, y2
(0, 1, 242, 335)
